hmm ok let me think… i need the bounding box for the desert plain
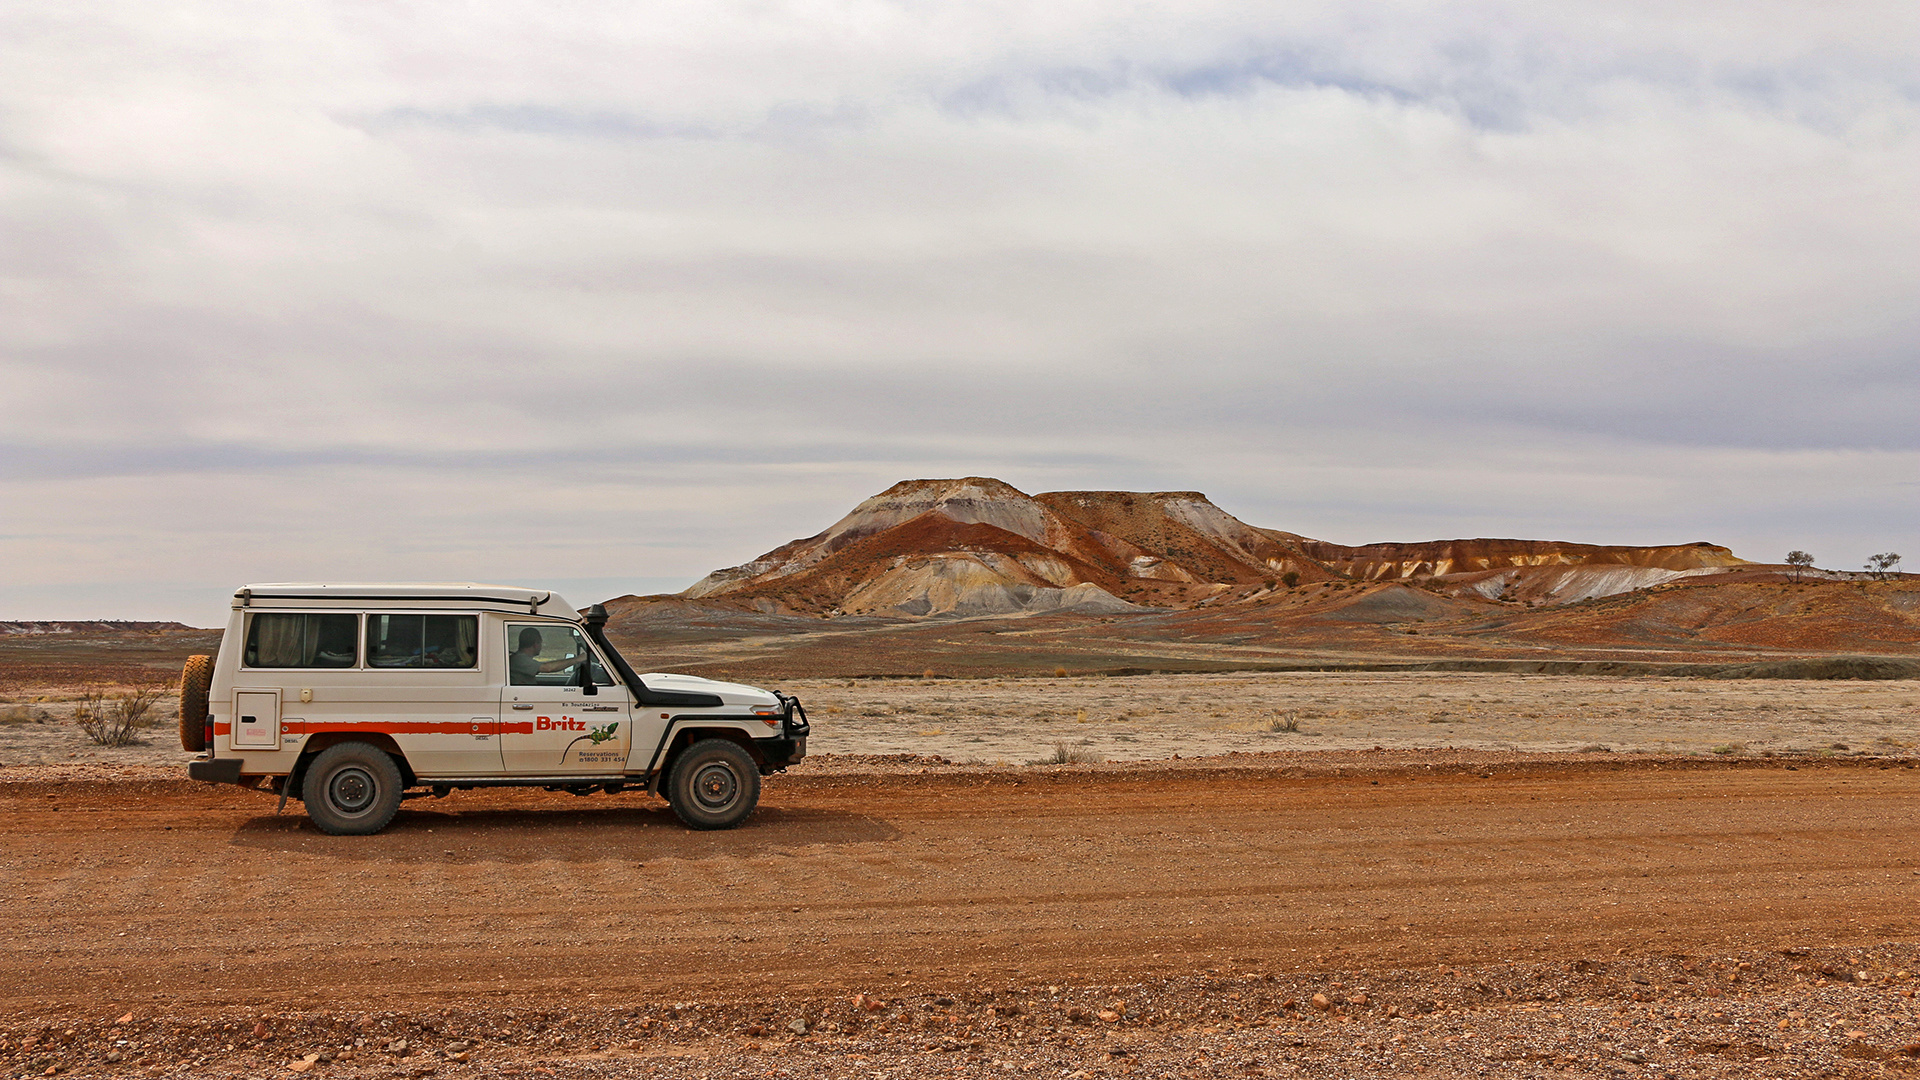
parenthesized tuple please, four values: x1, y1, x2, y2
(4, 650, 1920, 1079)
(7, 671, 1919, 768)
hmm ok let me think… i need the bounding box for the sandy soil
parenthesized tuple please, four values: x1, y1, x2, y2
(2, 756, 1919, 1079)
(6, 673, 1917, 771)
(779, 672, 1920, 764)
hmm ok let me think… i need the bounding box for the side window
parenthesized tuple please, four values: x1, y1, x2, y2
(246, 613, 358, 668)
(366, 614, 478, 668)
(506, 624, 614, 686)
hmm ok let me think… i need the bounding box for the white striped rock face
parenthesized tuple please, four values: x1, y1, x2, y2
(680, 477, 1758, 618)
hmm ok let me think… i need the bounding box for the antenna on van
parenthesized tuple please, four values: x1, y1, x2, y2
(530, 592, 550, 615)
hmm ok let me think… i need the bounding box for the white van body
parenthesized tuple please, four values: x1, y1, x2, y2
(184, 583, 807, 833)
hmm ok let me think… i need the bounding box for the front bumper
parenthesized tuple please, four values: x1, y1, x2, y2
(760, 735, 806, 770)
(188, 757, 244, 785)
(759, 694, 810, 770)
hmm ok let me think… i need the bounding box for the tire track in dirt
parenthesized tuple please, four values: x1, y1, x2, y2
(1, 759, 1916, 1018)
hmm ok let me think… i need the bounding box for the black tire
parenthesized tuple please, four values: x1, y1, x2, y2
(178, 655, 214, 752)
(303, 742, 405, 836)
(666, 738, 761, 830)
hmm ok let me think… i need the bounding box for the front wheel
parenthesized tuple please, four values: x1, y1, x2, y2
(303, 742, 405, 835)
(666, 739, 761, 830)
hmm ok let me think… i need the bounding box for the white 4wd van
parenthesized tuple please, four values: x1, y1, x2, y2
(181, 583, 807, 835)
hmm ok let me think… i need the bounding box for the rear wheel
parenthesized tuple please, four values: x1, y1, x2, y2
(178, 655, 213, 752)
(303, 742, 405, 835)
(666, 739, 761, 830)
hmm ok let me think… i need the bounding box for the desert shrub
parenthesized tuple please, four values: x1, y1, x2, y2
(74, 686, 164, 747)
(1281, 571, 1300, 588)
(1262, 712, 1300, 733)
(1037, 741, 1102, 765)
(0, 703, 49, 725)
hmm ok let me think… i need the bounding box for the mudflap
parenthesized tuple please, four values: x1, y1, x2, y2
(188, 758, 244, 785)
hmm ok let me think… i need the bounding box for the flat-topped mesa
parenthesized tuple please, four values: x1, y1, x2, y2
(676, 477, 1752, 618)
(681, 480, 1326, 618)
(0, 620, 204, 635)
(1298, 538, 1746, 580)
(681, 477, 1100, 616)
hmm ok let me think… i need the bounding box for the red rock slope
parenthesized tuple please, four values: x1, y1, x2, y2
(1289, 538, 1750, 605)
(683, 478, 1320, 617)
(680, 478, 1759, 618)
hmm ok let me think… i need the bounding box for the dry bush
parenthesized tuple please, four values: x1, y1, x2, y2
(1038, 741, 1103, 765)
(1262, 712, 1301, 733)
(0, 703, 49, 725)
(74, 686, 165, 747)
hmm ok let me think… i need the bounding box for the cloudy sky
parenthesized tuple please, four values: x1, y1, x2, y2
(3, 1, 1915, 623)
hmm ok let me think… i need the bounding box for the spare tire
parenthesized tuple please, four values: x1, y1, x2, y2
(178, 654, 214, 752)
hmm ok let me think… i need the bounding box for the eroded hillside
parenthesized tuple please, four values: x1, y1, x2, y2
(678, 477, 1776, 619)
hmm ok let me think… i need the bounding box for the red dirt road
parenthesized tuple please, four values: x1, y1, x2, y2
(4, 757, 1917, 1018)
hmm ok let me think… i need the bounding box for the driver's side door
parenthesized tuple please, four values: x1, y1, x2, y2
(498, 623, 630, 775)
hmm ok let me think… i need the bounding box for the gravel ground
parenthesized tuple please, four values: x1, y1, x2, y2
(6, 946, 1918, 1078)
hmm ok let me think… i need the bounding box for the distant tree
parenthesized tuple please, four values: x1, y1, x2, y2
(1281, 571, 1301, 588)
(1866, 552, 1903, 581)
(1784, 551, 1815, 582)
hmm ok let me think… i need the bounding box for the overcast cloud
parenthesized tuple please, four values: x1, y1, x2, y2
(2, 1, 1916, 623)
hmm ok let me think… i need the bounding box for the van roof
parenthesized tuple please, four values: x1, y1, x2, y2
(235, 583, 580, 617)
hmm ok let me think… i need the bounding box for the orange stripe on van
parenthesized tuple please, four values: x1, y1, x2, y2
(281, 721, 501, 736)
(216, 721, 541, 738)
